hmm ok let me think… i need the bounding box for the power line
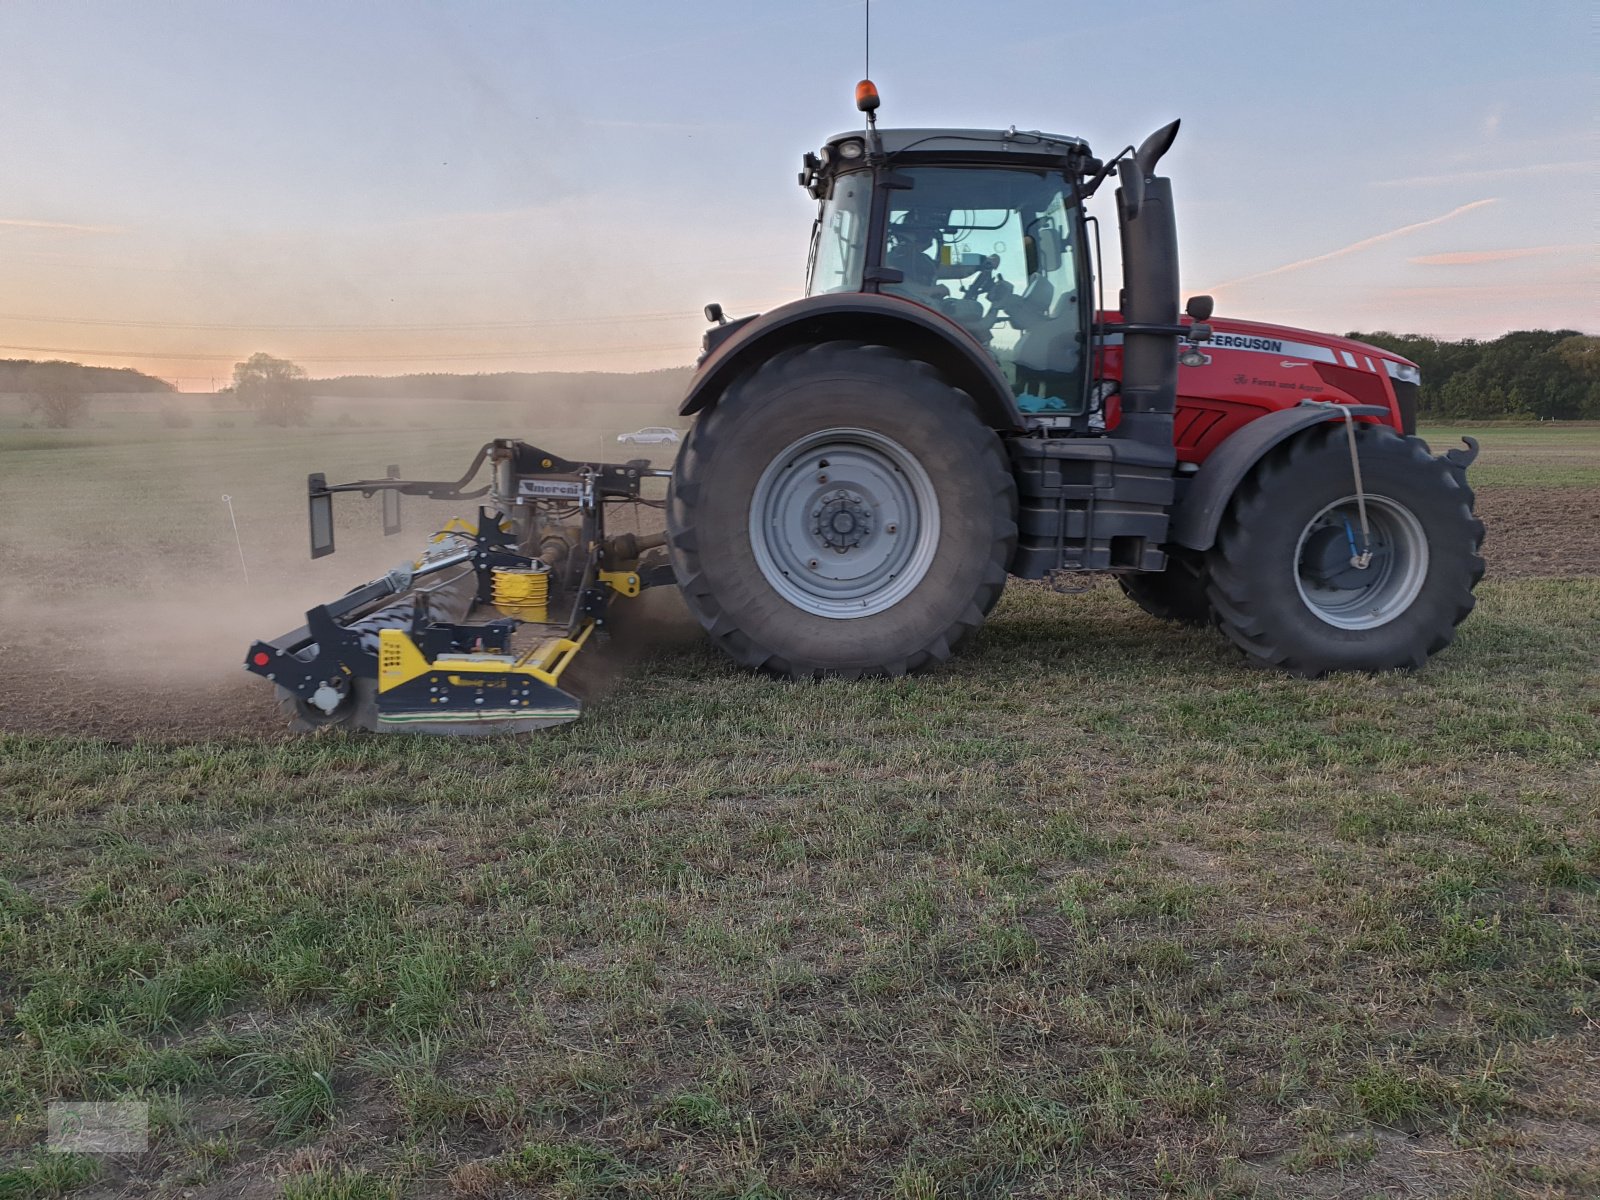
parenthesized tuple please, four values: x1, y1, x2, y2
(0, 340, 693, 364)
(0, 309, 701, 333)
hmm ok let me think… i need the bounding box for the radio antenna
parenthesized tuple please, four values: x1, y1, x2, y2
(864, 0, 870, 79)
(855, 0, 881, 142)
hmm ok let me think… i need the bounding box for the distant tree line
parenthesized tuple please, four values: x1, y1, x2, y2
(0, 360, 173, 427)
(0, 359, 173, 395)
(310, 366, 692, 405)
(1350, 329, 1599, 420)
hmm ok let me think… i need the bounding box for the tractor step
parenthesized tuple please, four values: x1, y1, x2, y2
(1008, 436, 1176, 578)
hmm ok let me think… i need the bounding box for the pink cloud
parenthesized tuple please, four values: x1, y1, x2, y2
(0, 217, 121, 235)
(1408, 245, 1584, 266)
(1208, 199, 1498, 292)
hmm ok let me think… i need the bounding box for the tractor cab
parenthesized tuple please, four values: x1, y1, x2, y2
(801, 126, 1101, 421)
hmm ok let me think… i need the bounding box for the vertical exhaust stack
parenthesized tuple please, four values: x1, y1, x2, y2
(1112, 121, 1182, 458)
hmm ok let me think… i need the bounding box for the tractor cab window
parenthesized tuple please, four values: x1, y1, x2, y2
(882, 167, 1085, 415)
(806, 171, 873, 295)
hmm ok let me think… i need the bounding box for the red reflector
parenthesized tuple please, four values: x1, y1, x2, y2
(252, 652, 270, 667)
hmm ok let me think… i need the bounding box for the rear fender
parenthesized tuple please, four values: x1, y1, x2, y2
(679, 293, 1025, 431)
(1169, 404, 1389, 551)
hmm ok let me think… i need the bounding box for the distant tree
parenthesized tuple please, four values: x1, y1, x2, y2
(1351, 328, 1597, 419)
(25, 365, 90, 428)
(1552, 334, 1600, 380)
(232, 352, 311, 426)
(1445, 330, 1587, 420)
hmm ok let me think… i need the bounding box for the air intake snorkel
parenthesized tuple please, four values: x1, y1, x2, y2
(1111, 119, 1183, 456)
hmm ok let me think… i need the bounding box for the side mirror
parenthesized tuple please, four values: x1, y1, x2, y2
(1117, 159, 1144, 221)
(308, 475, 335, 559)
(1185, 294, 1215, 322)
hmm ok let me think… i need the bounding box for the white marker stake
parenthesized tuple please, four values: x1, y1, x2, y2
(222, 494, 250, 585)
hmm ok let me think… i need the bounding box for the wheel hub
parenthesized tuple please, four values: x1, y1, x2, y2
(311, 678, 350, 715)
(813, 490, 873, 552)
(1301, 524, 1390, 590)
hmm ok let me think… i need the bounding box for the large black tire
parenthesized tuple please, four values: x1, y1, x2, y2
(667, 341, 1017, 678)
(1118, 550, 1211, 626)
(1205, 424, 1484, 675)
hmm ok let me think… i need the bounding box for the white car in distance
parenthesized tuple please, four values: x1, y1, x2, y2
(617, 427, 681, 445)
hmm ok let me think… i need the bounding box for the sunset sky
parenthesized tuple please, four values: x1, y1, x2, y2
(0, 0, 1593, 388)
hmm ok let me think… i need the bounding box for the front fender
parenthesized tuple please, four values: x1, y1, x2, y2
(1169, 404, 1389, 551)
(679, 293, 1025, 431)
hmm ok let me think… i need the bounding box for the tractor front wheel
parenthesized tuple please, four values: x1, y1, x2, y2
(667, 341, 1017, 678)
(1118, 551, 1211, 626)
(1205, 424, 1483, 675)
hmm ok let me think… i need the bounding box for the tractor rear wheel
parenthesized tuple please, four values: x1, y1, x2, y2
(667, 341, 1017, 678)
(1205, 424, 1483, 675)
(1118, 551, 1210, 625)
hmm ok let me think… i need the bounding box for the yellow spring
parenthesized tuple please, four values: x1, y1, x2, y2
(491, 566, 550, 621)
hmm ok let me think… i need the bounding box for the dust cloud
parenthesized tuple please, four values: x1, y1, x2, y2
(0, 380, 695, 739)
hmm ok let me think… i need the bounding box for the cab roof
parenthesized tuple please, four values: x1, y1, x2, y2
(825, 127, 1090, 157)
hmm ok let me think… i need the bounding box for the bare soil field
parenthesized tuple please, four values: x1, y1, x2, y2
(1474, 485, 1600, 578)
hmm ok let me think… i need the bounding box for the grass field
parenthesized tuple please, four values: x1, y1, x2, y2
(1423, 424, 1600, 488)
(1, 414, 1596, 1197)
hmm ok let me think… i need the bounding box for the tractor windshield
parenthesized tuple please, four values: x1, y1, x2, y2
(884, 167, 1086, 414)
(806, 171, 873, 295)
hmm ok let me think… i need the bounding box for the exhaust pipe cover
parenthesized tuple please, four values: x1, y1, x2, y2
(1114, 174, 1181, 456)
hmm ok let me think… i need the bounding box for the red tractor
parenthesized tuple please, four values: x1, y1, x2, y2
(249, 93, 1483, 734)
(670, 96, 1482, 680)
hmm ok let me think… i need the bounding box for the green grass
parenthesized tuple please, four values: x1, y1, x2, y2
(1421, 421, 1600, 487)
(0, 1151, 99, 1199)
(2, 576, 1597, 1196)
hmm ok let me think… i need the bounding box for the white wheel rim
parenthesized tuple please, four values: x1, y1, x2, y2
(748, 427, 940, 619)
(1294, 494, 1429, 630)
